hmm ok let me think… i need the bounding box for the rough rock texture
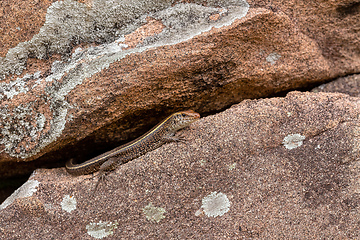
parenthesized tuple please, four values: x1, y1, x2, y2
(0, 0, 359, 178)
(1, 91, 359, 239)
(251, 0, 360, 76)
(312, 74, 360, 97)
(0, 0, 54, 57)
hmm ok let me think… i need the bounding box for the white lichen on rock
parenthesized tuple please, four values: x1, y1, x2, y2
(86, 220, 118, 239)
(201, 191, 231, 217)
(0, 74, 29, 100)
(143, 202, 166, 223)
(60, 195, 77, 213)
(266, 52, 281, 65)
(0, 103, 51, 158)
(282, 133, 306, 150)
(0, 0, 249, 80)
(228, 162, 237, 170)
(0, 0, 249, 159)
(0, 179, 40, 210)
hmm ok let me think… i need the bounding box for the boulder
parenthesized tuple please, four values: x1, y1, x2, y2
(1, 91, 359, 239)
(0, 0, 359, 177)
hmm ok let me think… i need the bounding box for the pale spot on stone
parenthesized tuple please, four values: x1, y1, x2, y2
(283, 134, 306, 150)
(228, 162, 237, 170)
(143, 202, 166, 223)
(201, 192, 231, 217)
(195, 209, 203, 216)
(266, 52, 281, 65)
(61, 195, 77, 213)
(86, 221, 118, 239)
(0, 180, 39, 210)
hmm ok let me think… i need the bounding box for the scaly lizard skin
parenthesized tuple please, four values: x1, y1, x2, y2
(65, 110, 200, 175)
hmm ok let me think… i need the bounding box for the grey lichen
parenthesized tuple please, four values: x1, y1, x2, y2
(0, 0, 249, 158)
(266, 52, 281, 65)
(86, 220, 118, 239)
(0, 0, 249, 80)
(60, 195, 77, 213)
(0, 104, 48, 158)
(282, 133, 306, 150)
(200, 191, 231, 217)
(0, 76, 28, 100)
(0, 0, 176, 80)
(143, 202, 166, 223)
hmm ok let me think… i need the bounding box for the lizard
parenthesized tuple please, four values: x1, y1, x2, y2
(65, 110, 200, 191)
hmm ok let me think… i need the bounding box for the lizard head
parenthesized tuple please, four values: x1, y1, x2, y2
(168, 110, 200, 132)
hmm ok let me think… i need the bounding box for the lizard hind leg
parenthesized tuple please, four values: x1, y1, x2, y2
(92, 158, 118, 196)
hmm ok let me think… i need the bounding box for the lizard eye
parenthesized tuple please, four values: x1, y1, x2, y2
(181, 113, 187, 117)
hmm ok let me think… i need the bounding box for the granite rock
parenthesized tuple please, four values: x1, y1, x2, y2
(1, 0, 359, 179)
(312, 74, 360, 97)
(1, 91, 359, 239)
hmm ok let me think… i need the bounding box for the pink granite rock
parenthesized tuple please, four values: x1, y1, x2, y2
(0, 91, 359, 239)
(1, 0, 359, 179)
(312, 74, 360, 97)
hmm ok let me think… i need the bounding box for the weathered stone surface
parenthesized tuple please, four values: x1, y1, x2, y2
(1, 0, 253, 172)
(312, 74, 360, 97)
(1, 0, 360, 178)
(0, 0, 54, 58)
(1, 92, 359, 239)
(251, 0, 360, 76)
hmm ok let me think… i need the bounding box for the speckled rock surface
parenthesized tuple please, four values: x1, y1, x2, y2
(312, 74, 360, 97)
(0, 0, 359, 179)
(1, 91, 359, 239)
(250, 0, 360, 76)
(0, 0, 53, 57)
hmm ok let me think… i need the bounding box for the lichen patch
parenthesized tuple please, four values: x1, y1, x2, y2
(143, 202, 166, 223)
(60, 195, 77, 213)
(266, 52, 281, 65)
(86, 220, 118, 239)
(282, 134, 306, 150)
(200, 191, 231, 217)
(0, 0, 250, 159)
